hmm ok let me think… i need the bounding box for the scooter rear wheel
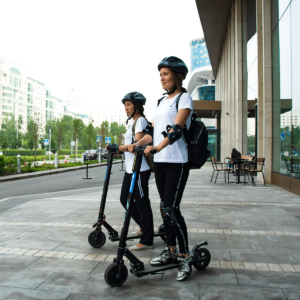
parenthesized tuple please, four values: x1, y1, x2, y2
(158, 224, 166, 242)
(193, 247, 211, 270)
(88, 230, 106, 248)
(105, 262, 128, 287)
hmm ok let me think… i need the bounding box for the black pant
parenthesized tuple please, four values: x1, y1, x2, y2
(120, 170, 154, 246)
(154, 162, 190, 254)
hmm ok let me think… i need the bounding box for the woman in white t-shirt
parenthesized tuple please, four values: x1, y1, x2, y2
(130, 57, 195, 281)
(106, 92, 154, 251)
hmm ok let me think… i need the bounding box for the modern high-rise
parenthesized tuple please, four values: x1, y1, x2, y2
(0, 56, 77, 133)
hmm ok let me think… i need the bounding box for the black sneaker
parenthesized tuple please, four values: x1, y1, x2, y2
(176, 254, 197, 281)
(150, 247, 178, 266)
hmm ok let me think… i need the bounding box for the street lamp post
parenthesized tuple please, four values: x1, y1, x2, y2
(49, 127, 52, 161)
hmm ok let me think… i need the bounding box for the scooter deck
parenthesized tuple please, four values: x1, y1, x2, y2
(130, 263, 179, 278)
(109, 231, 164, 242)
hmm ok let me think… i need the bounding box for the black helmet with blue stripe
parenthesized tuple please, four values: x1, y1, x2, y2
(158, 56, 188, 78)
(122, 92, 146, 105)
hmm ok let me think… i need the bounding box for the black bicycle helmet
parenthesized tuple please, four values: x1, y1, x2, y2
(158, 56, 188, 78)
(122, 92, 146, 105)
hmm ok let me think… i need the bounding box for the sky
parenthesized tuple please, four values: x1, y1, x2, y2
(0, 0, 203, 117)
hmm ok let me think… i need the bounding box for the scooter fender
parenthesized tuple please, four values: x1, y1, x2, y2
(191, 241, 208, 254)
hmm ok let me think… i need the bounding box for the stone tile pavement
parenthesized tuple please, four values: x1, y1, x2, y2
(0, 164, 300, 299)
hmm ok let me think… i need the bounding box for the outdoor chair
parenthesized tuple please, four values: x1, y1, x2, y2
(245, 158, 266, 186)
(210, 157, 230, 184)
(243, 156, 255, 184)
(284, 158, 291, 176)
(290, 158, 300, 179)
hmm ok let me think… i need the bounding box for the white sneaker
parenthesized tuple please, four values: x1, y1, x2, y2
(150, 247, 178, 266)
(176, 255, 195, 281)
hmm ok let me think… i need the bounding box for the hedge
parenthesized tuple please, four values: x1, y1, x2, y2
(0, 149, 85, 156)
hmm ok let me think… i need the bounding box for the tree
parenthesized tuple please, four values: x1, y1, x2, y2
(1, 135, 8, 156)
(117, 132, 124, 145)
(99, 120, 109, 147)
(28, 138, 34, 156)
(72, 116, 84, 162)
(54, 118, 66, 156)
(39, 137, 45, 155)
(1, 115, 18, 149)
(85, 119, 95, 160)
(27, 112, 42, 166)
(110, 122, 119, 137)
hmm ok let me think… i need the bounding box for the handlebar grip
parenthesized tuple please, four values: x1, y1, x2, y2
(150, 150, 156, 154)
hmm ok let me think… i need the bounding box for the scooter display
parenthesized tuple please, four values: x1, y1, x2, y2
(104, 146, 211, 287)
(88, 146, 166, 249)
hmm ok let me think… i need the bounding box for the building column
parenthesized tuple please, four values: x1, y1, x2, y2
(271, 0, 281, 173)
(256, 0, 273, 183)
(235, 0, 247, 154)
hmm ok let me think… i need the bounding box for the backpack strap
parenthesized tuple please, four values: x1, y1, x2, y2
(157, 96, 165, 107)
(131, 116, 141, 144)
(175, 93, 191, 145)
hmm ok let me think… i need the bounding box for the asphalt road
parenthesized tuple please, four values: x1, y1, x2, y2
(0, 163, 131, 201)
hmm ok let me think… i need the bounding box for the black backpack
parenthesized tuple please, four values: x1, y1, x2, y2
(157, 93, 210, 169)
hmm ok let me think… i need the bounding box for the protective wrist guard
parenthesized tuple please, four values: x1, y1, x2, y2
(107, 144, 119, 152)
(143, 125, 154, 137)
(166, 124, 183, 145)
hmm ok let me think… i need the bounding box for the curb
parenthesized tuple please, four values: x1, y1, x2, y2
(0, 161, 123, 183)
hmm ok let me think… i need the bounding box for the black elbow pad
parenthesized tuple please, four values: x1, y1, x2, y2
(167, 124, 183, 145)
(143, 125, 153, 137)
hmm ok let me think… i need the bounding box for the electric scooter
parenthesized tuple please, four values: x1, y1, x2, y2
(104, 146, 211, 287)
(88, 147, 166, 249)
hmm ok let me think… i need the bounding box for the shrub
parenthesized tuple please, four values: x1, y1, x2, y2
(0, 155, 4, 175)
(69, 154, 82, 158)
(0, 149, 86, 157)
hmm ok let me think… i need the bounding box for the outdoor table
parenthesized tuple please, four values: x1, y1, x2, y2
(230, 158, 246, 184)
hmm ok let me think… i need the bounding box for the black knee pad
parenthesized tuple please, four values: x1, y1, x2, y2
(161, 207, 177, 226)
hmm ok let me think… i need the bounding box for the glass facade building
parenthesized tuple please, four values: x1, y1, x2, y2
(272, 0, 300, 179)
(190, 38, 211, 72)
(198, 85, 215, 101)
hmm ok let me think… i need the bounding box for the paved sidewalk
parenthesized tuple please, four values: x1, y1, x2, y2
(0, 164, 300, 299)
(0, 160, 121, 183)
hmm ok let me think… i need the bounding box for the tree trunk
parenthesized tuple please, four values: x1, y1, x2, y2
(34, 138, 37, 167)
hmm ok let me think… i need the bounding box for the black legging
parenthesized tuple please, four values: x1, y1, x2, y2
(154, 162, 190, 254)
(120, 170, 154, 246)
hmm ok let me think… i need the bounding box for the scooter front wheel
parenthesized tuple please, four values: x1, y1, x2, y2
(88, 230, 106, 248)
(105, 262, 128, 287)
(158, 224, 166, 242)
(193, 247, 211, 270)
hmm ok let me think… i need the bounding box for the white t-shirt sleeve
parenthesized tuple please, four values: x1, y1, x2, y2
(178, 93, 193, 111)
(134, 117, 148, 136)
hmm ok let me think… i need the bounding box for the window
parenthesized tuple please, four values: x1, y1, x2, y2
(10, 76, 12, 85)
(28, 83, 33, 93)
(2, 105, 12, 111)
(2, 93, 12, 98)
(3, 87, 13, 92)
(19, 79, 21, 88)
(13, 90, 17, 99)
(27, 94, 33, 104)
(13, 77, 18, 87)
(9, 67, 21, 76)
(19, 96, 23, 101)
(2, 112, 10, 116)
(2, 99, 11, 104)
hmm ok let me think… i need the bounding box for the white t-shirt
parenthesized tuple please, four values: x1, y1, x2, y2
(124, 117, 150, 174)
(153, 93, 193, 163)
